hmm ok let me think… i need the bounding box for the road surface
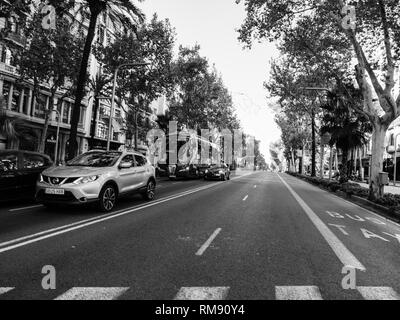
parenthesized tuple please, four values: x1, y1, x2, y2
(0, 171, 399, 300)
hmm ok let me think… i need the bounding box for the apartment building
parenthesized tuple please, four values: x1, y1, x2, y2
(0, 5, 127, 162)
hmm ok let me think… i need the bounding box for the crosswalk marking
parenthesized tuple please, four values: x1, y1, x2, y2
(54, 287, 129, 300)
(275, 286, 323, 300)
(0, 288, 14, 295)
(174, 287, 230, 300)
(357, 287, 400, 300)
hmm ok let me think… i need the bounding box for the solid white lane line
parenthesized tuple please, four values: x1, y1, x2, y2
(357, 287, 400, 300)
(0, 174, 253, 254)
(275, 286, 323, 300)
(0, 287, 14, 295)
(55, 287, 129, 300)
(9, 205, 43, 212)
(174, 287, 230, 300)
(277, 174, 366, 271)
(243, 195, 249, 201)
(196, 228, 222, 256)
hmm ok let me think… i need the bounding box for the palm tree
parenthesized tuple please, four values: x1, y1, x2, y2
(88, 73, 112, 146)
(49, 0, 145, 159)
(320, 86, 372, 183)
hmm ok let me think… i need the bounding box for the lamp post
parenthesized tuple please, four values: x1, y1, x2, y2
(107, 62, 149, 151)
(50, 109, 61, 164)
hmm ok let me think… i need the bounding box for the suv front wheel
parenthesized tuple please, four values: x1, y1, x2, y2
(99, 184, 117, 212)
(142, 180, 156, 201)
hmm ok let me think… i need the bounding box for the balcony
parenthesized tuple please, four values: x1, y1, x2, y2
(4, 32, 26, 47)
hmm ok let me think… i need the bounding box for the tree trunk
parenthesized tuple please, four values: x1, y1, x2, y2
(38, 93, 55, 153)
(67, 8, 100, 160)
(311, 109, 316, 177)
(369, 124, 388, 200)
(134, 110, 138, 151)
(90, 96, 100, 146)
(340, 149, 349, 183)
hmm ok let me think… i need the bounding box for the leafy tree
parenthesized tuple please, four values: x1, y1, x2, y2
(169, 45, 240, 132)
(0, 0, 32, 42)
(95, 14, 175, 150)
(238, 0, 400, 199)
(50, 0, 146, 159)
(16, 10, 84, 154)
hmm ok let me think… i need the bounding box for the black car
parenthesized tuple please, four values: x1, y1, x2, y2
(0, 150, 53, 202)
(204, 163, 231, 181)
(169, 163, 204, 180)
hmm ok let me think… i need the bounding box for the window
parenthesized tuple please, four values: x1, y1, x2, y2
(79, 106, 86, 127)
(22, 90, 29, 114)
(121, 155, 134, 166)
(63, 101, 71, 124)
(0, 45, 7, 63)
(34, 94, 47, 119)
(0, 153, 18, 172)
(11, 85, 21, 112)
(135, 155, 147, 167)
(23, 154, 48, 169)
(2, 81, 11, 108)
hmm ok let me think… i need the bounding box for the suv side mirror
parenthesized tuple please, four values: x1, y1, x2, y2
(119, 162, 132, 169)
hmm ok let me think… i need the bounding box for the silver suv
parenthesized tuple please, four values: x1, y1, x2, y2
(36, 150, 156, 212)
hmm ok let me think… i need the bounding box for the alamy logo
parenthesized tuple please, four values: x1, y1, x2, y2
(41, 5, 56, 30)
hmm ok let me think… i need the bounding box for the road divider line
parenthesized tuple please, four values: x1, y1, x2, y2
(0, 173, 254, 254)
(0, 287, 14, 295)
(243, 195, 249, 201)
(275, 286, 323, 300)
(9, 205, 43, 212)
(196, 228, 222, 256)
(277, 174, 366, 271)
(54, 287, 129, 300)
(174, 287, 230, 300)
(357, 287, 400, 300)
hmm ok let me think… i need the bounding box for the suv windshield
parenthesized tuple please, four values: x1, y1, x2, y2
(68, 152, 122, 167)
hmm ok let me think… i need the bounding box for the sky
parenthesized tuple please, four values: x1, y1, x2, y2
(140, 0, 282, 161)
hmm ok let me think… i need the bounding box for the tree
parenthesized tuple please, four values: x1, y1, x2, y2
(51, 0, 145, 159)
(16, 10, 84, 154)
(238, 0, 400, 199)
(169, 45, 240, 132)
(320, 86, 372, 183)
(95, 14, 176, 150)
(0, 0, 32, 42)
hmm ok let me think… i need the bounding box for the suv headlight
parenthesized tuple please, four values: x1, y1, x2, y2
(73, 175, 99, 185)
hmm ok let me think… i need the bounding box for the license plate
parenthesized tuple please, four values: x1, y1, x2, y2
(45, 188, 65, 195)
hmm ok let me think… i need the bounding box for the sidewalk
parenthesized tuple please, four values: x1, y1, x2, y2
(352, 180, 400, 195)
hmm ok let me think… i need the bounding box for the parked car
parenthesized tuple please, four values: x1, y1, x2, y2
(36, 150, 156, 212)
(204, 163, 231, 181)
(0, 150, 53, 202)
(168, 163, 209, 180)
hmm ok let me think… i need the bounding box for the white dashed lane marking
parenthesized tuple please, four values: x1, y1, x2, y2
(275, 286, 323, 300)
(357, 287, 400, 300)
(174, 287, 230, 300)
(9, 205, 43, 212)
(196, 228, 222, 256)
(242, 195, 248, 201)
(54, 287, 129, 300)
(0, 288, 14, 295)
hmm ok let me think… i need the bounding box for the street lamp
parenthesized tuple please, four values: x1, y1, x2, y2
(51, 109, 61, 164)
(107, 62, 149, 151)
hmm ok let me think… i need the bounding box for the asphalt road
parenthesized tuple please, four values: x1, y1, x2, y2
(0, 171, 400, 300)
